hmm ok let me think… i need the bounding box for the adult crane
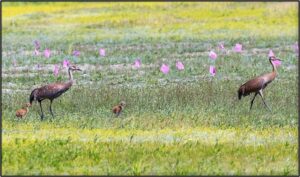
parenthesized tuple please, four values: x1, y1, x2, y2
(30, 65, 82, 120)
(237, 56, 282, 111)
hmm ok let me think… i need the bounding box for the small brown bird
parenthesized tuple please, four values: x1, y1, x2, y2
(112, 101, 126, 117)
(238, 56, 282, 111)
(16, 103, 31, 119)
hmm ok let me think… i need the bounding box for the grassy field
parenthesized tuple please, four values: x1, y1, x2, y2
(2, 2, 298, 175)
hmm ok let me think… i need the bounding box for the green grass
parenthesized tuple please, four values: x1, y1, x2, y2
(3, 127, 297, 175)
(2, 2, 298, 175)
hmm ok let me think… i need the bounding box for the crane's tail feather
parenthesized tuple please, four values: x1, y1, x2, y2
(238, 91, 242, 100)
(29, 88, 38, 104)
(238, 85, 245, 100)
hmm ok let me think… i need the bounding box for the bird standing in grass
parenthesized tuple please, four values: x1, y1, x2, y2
(29, 65, 82, 120)
(238, 56, 282, 111)
(16, 103, 31, 119)
(112, 101, 126, 117)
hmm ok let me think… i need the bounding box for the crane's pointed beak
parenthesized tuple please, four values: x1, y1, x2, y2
(76, 68, 82, 71)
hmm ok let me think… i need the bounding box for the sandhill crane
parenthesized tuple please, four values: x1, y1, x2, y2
(112, 101, 126, 117)
(29, 65, 82, 120)
(16, 103, 31, 119)
(238, 56, 282, 111)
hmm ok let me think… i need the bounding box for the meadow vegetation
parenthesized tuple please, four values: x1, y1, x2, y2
(2, 2, 298, 175)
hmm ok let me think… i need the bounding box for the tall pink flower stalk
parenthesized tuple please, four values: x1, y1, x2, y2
(62, 59, 70, 68)
(133, 58, 141, 68)
(73, 50, 80, 57)
(234, 43, 242, 52)
(176, 61, 184, 71)
(209, 51, 217, 60)
(160, 64, 169, 74)
(99, 48, 106, 56)
(44, 49, 51, 58)
(272, 60, 281, 67)
(209, 66, 216, 77)
(53, 64, 59, 76)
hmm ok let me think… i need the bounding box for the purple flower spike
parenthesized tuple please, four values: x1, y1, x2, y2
(209, 51, 217, 60)
(63, 59, 70, 68)
(73, 50, 80, 57)
(176, 61, 184, 71)
(53, 64, 59, 76)
(272, 60, 281, 67)
(133, 59, 141, 68)
(99, 48, 106, 56)
(44, 49, 51, 58)
(234, 43, 242, 52)
(160, 64, 169, 74)
(209, 65, 216, 77)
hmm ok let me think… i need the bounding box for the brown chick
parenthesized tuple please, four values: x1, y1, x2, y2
(16, 103, 31, 119)
(112, 101, 126, 117)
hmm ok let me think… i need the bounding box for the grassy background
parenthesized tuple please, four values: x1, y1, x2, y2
(2, 2, 298, 175)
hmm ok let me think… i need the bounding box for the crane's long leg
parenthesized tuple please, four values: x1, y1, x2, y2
(250, 92, 258, 110)
(49, 100, 54, 118)
(258, 90, 271, 111)
(39, 101, 44, 120)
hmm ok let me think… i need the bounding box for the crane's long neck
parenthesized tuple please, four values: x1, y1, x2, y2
(67, 68, 75, 88)
(68, 68, 73, 81)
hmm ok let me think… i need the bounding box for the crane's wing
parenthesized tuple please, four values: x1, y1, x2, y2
(34, 82, 72, 100)
(241, 76, 265, 94)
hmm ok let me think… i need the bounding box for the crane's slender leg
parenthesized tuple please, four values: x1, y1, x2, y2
(258, 90, 271, 111)
(39, 101, 44, 120)
(49, 99, 54, 118)
(250, 92, 258, 110)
